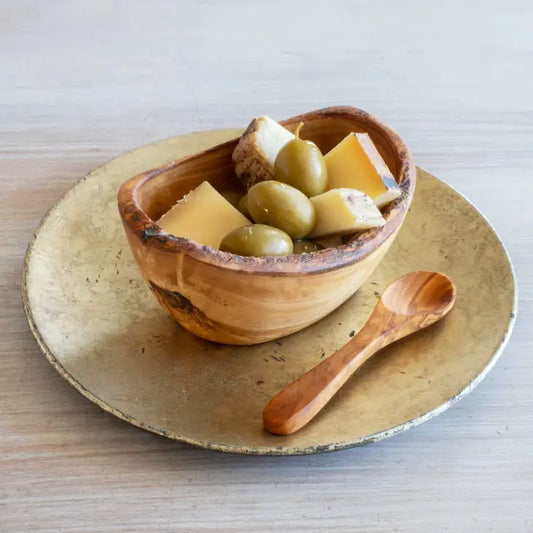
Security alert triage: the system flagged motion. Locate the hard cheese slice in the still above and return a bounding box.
[157,181,250,249]
[308,188,385,239]
[324,133,401,208]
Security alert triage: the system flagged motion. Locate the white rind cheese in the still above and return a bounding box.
[232,115,294,190]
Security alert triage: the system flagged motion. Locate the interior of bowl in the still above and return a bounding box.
[137,111,405,223]
[120,106,415,274]
[135,141,244,222]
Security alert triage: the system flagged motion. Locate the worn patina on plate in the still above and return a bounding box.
[22,129,517,455]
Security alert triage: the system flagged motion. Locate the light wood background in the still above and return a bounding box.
[1,1,532,531]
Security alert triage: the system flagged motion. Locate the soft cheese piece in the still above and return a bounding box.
[324,133,401,208]
[157,181,250,249]
[308,188,385,238]
[232,115,295,190]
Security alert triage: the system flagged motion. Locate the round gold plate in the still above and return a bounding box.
[22,129,517,455]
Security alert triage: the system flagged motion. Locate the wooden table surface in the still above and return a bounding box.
[1,1,532,531]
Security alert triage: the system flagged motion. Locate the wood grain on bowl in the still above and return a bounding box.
[117,106,416,345]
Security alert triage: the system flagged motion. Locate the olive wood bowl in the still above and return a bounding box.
[117,106,416,345]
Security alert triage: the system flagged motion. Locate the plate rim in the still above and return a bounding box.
[21,132,518,456]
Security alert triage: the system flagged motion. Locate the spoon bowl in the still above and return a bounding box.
[381,271,456,316]
[263,271,456,435]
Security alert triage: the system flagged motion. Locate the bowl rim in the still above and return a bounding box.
[117,106,416,276]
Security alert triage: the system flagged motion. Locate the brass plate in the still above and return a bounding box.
[22,129,517,455]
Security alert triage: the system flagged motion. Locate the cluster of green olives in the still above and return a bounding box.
[220,123,328,257]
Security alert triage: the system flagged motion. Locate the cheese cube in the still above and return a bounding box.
[232,115,295,189]
[324,133,401,208]
[157,181,250,249]
[308,188,386,239]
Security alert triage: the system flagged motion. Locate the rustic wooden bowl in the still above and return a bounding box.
[117,106,416,345]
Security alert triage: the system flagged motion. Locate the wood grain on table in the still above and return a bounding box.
[1,1,532,531]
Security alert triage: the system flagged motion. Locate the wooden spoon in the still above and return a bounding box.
[263,271,456,435]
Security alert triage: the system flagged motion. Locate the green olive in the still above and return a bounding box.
[292,239,322,254]
[220,190,243,208]
[247,181,316,239]
[274,122,328,197]
[237,194,251,218]
[220,224,293,257]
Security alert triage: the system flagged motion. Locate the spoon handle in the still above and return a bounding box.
[263,316,390,435]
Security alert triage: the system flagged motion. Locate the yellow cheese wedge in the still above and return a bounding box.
[308,188,386,239]
[324,133,401,208]
[157,181,250,249]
